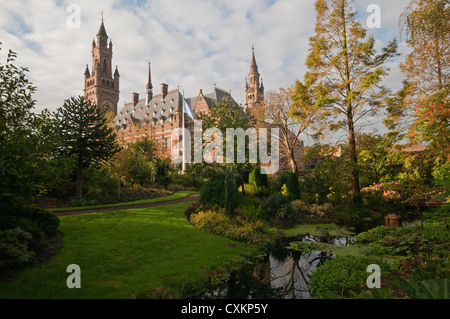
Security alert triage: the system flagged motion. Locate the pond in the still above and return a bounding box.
[201,229,356,299]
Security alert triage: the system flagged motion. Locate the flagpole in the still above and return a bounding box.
[182,91,186,174]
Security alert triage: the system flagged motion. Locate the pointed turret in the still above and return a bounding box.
[84,64,90,77]
[114,65,120,77]
[97,19,108,37]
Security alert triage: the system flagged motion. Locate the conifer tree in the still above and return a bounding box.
[305,0,398,203]
[55,96,120,200]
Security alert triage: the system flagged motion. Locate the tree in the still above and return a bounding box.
[224,165,238,217]
[254,83,319,173]
[196,99,255,194]
[305,0,398,204]
[55,96,121,200]
[387,0,449,132]
[409,89,449,158]
[400,0,449,96]
[0,43,58,211]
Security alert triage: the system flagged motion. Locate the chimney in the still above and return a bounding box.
[161,83,168,98]
[132,92,139,106]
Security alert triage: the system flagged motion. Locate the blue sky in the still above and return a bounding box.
[0,0,412,141]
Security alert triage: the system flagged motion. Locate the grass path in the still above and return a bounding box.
[0,201,251,299]
[48,190,198,214]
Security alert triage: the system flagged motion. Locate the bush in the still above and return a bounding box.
[285,172,301,201]
[199,172,226,206]
[224,166,239,216]
[249,167,269,189]
[189,210,268,244]
[309,255,396,298]
[0,227,33,273]
[83,166,118,200]
[18,206,60,236]
[291,200,334,223]
[184,202,213,222]
[261,193,296,227]
[170,173,202,189]
[70,198,101,207]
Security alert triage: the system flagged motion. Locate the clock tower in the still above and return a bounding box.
[83,18,120,115]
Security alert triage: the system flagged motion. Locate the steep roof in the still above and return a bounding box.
[114,89,182,130]
[249,48,259,74]
[97,21,108,37]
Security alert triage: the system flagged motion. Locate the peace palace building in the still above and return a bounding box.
[83,20,300,170]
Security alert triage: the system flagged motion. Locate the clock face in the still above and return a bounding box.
[101,100,113,114]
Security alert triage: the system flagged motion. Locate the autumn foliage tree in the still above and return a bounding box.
[386,0,449,131]
[304,0,398,203]
[409,89,449,157]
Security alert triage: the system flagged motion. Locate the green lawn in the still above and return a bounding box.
[0,201,251,299]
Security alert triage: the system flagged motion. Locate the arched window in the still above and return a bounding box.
[103,59,107,73]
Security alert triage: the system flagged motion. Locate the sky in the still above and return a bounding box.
[0,0,412,141]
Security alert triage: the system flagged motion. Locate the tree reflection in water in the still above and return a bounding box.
[200,235,354,299]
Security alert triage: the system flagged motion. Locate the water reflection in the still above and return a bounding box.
[201,234,354,299]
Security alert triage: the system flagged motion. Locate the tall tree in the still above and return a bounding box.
[400,0,449,96]
[55,96,121,200]
[387,0,449,132]
[305,0,398,203]
[0,44,58,211]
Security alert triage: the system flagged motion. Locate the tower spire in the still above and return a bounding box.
[146,61,153,104]
[245,46,263,114]
[250,45,258,74]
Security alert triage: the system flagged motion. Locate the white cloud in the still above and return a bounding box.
[0,0,410,116]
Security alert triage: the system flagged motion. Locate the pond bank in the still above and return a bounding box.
[199,223,358,299]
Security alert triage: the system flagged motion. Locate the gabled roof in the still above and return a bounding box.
[189,87,237,110]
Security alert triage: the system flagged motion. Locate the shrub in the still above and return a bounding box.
[70,198,101,207]
[189,210,268,244]
[224,166,239,216]
[291,200,334,223]
[199,172,226,206]
[18,206,60,236]
[170,173,202,189]
[248,167,269,189]
[261,193,296,227]
[285,172,301,201]
[309,255,396,298]
[0,227,33,273]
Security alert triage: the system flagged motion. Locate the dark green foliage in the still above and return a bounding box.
[355,222,449,259]
[0,44,60,212]
[285,171,301,201]
[0,227,33,273]
[184,202,203,221]
[393,277,449,299]
[224,166,239,217]
[249,167,269,189]
[0,206,60,260]
[82,166,118,200]
[309,256,396,298]
[261,193,296,227]
[55,96,121,199]
[199,172,226,206]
